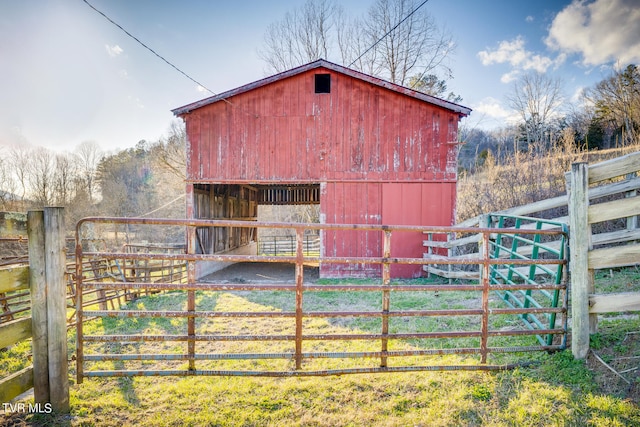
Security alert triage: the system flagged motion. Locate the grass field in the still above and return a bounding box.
[2,270,640,426]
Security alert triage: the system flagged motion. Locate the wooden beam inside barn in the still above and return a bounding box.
[257,184,320,205]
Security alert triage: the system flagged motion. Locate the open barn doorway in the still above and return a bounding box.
[189,183,321,279]
[255,184,321,259]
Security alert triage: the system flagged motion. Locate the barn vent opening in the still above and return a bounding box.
[314,74,331,93]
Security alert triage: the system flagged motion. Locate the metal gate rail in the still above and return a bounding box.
[487,214,568,346]
[75,217,567,382]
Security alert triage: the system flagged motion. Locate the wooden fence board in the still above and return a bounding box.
[590,292,640,314]
[0,317,32,349]
[591,176,640,198]
[423,233,480,249]
[588,244,640,270]
[568,162,592,359]
[457,195,569,227]
[0,366,33,403]
[589,151,640,184]
[592,228,640,247]
[424,266,479,280]
[28,209,49,403]
[43,207,69,412]
[0,266,29,294]
[588,196,640,224]
[458,176,640,230]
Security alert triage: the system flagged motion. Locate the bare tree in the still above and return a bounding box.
[154,121,186,179]
[28,147,56,207]
[53,153,78,206]
[0,153,17,210]
[75,141,103,203]
[337,15,379,76]
[259,0,343,73]
[96,143,156,218]
[586,64,640,147]
[9,146,31,210]
[565,102,597,149]
[148,122,188,218]
[506,71,564,152]
[259,0,455,88]
[363,0,455,85]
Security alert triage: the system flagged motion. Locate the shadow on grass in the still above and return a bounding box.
[234,277,549,365]
[0,412,73,427]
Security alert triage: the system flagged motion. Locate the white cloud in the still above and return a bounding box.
[525,15,534,23]
[500,70,520,84]
[118,69,129,79]
[478,36,554,75]
[196,85,207,93]
[473,97,518,124]
[105,44,123,58]
[478,37,525,66]
[546,0,640,66]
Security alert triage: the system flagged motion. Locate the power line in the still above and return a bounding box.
[81,0,216,95]
[348,0,431,69]
[140,194,185,217]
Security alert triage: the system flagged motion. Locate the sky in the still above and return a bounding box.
[1,0,639,154]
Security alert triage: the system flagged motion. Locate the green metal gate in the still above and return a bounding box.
[487,214,568,347]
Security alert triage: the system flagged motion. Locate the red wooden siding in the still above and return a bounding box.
[381,183,455,277]
[320,182,455,278]
[320,182,382,278]
[184,67,460,184]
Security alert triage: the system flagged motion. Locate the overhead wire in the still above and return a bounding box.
[81,0,244,112]
[348,0,431,69]
[139,194,185,217]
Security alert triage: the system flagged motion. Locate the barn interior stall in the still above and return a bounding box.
[173,59,471,279]
[191,184,258,255]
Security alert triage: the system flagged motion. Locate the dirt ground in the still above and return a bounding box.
[201,261,320,284]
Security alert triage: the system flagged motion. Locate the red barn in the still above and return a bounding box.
[172,59,471,278]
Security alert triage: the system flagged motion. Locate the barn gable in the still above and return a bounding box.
[172,59,469,117]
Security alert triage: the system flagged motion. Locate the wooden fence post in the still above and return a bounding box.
[27,210,49,404]
[568,163,595,359]
[44,207,69,412]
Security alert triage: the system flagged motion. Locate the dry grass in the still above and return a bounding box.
[456,141,640,223]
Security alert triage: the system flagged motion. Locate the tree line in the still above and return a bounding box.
[0,122,186,227]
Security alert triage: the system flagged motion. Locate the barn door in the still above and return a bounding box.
[382,183,455,278]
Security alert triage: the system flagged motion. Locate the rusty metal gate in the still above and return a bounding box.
[75,217,567,382]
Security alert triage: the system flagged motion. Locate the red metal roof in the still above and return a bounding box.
[171,59,471,117]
